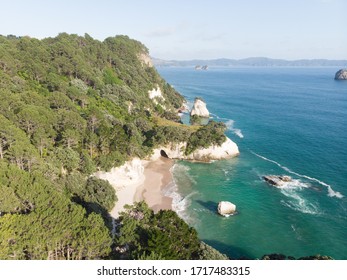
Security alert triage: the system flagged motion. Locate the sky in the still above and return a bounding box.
[1,0,346,60]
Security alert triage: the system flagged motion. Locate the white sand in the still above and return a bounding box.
[94,157,174,218]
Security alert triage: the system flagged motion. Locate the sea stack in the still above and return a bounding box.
[190,98,210,118]
[334,69,347,80]
[218,201,237,216]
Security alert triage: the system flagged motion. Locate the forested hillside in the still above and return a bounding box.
[0,33,229,260]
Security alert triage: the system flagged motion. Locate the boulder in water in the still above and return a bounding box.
[218,201,236,216]
[190,98,210,118]
[263,175,292,187]
[335,69,347,80]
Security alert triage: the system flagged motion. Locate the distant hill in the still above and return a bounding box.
[153,57,347,67]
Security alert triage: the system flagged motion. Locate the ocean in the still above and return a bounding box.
[158,67,347,259]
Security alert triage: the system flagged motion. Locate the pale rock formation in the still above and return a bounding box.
[94,158,145,188]
[218,201,237,216]
[148,86,166,108]
[93,158,147,218]
[138,52,153,67]
[150,137,239,162]
[335,69,347,80]
[190,98,209,117]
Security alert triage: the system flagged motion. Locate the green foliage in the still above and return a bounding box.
[185,120,227,155]
[0,33,231,260]
[116,202,201,260]
[198,242,229,260]
[81,177,117,212]
[190,114,203,125]
[0,162,112,259]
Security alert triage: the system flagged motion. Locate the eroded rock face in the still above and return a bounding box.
[190,98,209,118]
[151,137,239,162]
[335,69,347,80]
[218,201,236,216]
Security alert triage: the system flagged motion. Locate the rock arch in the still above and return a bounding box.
[160,149,169,158]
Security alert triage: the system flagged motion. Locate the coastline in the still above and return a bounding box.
[94,157,175,218]
[135,157,174,213]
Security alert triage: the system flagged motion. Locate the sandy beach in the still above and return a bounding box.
[135,157,174,213]
[94,156,174,218]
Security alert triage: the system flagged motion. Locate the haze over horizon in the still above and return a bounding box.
[1,0,346,60]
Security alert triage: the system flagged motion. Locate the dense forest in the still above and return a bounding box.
[0,33,229,260]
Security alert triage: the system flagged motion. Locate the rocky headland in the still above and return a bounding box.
[152,137,239,162]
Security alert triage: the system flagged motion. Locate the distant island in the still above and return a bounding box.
[153,57,347,67]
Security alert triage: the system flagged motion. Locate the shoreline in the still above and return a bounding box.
[94,157,175,218]
[135,157,174,213]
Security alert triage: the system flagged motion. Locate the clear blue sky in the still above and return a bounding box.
[1,0,346,60]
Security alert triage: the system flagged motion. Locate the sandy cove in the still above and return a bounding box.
[134,157,173,213]
[94,157,174,218]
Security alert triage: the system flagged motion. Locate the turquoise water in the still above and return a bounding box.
[158,67,347,259]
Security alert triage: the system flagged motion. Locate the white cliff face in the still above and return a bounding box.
[148,86,166,108]
[94,158,144,187]
[138,52,153,67]
[151,137,239,162]
[190,99,209,118]
[187,137,239,161]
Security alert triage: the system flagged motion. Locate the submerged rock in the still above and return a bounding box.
[218,201,236,216]
[263,175,292,187]
[335,69,347,80]
[190,98,209,118]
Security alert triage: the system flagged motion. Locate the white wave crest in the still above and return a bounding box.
[280,194,321,215]
[225,120,244,138]
[252,151,344,199]
[167,164,197,222]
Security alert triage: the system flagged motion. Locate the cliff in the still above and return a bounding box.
[190,98,210,118]
[335,69,347,80]
[151,137,239,162]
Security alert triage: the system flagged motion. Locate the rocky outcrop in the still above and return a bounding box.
[218,201,236,216]
[335,69,347,80]
[151,137,239,162]
[190,98,209,118]
[263,175,292,187]
[138,52,153,67]
[148,86,164,100]
[148,86,166,108]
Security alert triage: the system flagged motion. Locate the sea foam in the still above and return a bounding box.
[167,164,197,223]
[225,120,244,138]
[210,113,244,138]
[252,151,344,199]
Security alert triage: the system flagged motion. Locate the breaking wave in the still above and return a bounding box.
[225,120,244,138]
[252,151,344,199]
[167,164,197,223]
[209,113,244,138]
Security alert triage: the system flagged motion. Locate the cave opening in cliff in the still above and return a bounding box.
[160,150,169,158]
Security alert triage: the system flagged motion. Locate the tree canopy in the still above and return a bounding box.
[0,33,229,260]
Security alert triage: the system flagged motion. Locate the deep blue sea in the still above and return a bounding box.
[158,67,347,259]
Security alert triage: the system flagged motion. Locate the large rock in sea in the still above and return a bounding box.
[190,98,210,118]
[335,69,347,80]
[218,201,236,216]
[263,175,292,187]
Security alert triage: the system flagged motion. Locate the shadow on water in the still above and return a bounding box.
[196,200,219,214]
[203,239,253,260]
